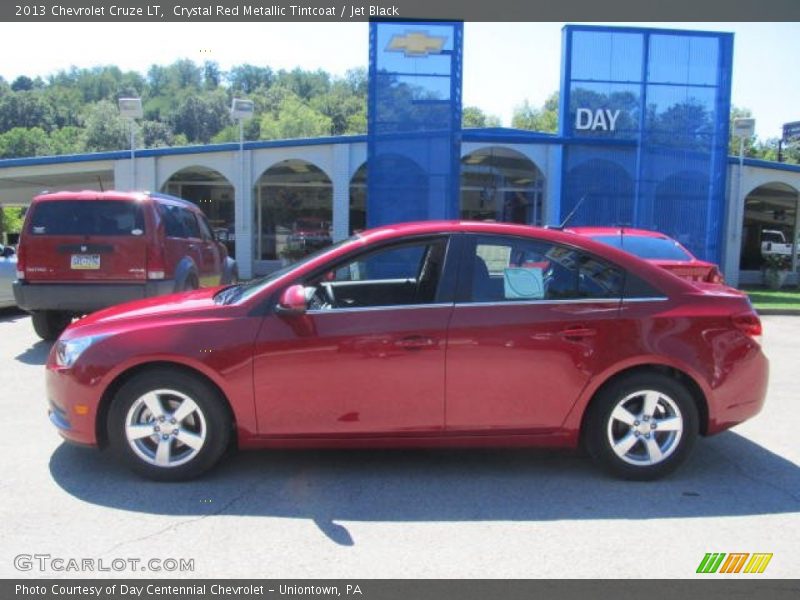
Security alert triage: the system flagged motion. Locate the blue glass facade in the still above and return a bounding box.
[367,21,463,228]
[558,26,734,262]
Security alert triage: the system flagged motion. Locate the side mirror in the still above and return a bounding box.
[276,284,308,315]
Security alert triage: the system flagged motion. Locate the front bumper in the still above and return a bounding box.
[14,280,175,313]
[46,363,103,446]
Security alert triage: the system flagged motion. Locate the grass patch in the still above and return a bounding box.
[741,286,800,310]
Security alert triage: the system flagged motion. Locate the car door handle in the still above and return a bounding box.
[559,326,597,341]
[395,336,436,349]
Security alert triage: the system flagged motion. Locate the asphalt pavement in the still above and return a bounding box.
[0,308,797,578]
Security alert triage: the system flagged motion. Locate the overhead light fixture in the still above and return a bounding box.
[118,97,143,119]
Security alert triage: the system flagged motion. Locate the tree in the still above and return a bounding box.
[11,76,34,92]
[168,89,231,144]
[259,92,332,140]
[82,100,128,151]
[512,92,559,132]
[0,126,50,158]
[228,64,273,94]
[48,126,85,155]
[462,106,501,128]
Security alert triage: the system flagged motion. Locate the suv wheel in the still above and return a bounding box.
[108,369,231,481]
[583,372,699,480]
[31,311,72,341]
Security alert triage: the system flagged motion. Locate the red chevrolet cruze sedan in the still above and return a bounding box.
[45,221,768,481]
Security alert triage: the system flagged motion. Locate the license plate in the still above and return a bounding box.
[70,254,101,270]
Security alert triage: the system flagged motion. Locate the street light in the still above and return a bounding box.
[230,98,255,235]
[118,97,143,190]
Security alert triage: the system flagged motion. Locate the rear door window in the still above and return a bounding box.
[29,201,144,236]
[159,204,202,239]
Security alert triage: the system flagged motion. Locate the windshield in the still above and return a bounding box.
[591,234,692,261]
[216,236,359,304]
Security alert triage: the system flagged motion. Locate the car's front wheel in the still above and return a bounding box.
[584,372,699,480]
[108,369,231,481]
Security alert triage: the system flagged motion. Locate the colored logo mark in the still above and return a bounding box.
[696,553,773,574]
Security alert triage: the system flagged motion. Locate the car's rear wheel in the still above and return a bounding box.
[108,369,231,481]
[31,310,72,341]
[584,372,699,480]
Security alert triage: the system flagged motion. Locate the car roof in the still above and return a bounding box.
[565,226,670,239]
[32,190,197,210]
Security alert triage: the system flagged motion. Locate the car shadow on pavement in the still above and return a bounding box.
[49,430,800,546]
[15,340,52,365]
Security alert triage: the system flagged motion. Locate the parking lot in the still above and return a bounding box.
[0,308,797,579]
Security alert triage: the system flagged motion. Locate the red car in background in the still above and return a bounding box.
[13,191,238,340]
[44,221,767,482]
[566,226,725,285]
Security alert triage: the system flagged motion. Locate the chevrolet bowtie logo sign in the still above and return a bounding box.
[386,31,447,57]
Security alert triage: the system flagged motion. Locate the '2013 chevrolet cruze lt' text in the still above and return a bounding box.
[45,221,768,481]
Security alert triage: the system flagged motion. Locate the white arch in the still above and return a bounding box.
[155,155,237,192]
[251,147,334,185]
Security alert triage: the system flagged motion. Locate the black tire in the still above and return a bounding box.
[583,371,699,481]
[107,368,231,481]
[31,310,72,341]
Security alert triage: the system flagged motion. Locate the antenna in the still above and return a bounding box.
[97,176,104,192]
[557,194,588,229]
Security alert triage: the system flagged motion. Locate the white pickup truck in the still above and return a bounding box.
[761,230,793,257]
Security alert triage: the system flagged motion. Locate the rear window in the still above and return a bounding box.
[28,200,145,237]
[590,235,691,261]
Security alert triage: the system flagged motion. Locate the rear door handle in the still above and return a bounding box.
[559,326,597,341]
[395,336,436,349]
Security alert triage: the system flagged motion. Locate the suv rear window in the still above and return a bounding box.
[29,200,145,236]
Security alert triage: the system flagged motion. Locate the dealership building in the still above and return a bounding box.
[0,24,798,286]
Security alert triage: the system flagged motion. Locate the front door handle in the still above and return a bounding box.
[559,326,597,341]
[395,336,436,349]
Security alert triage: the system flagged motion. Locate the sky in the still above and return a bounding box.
[0,21,797,139]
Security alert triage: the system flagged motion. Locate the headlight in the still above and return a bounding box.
[54,336,106,368]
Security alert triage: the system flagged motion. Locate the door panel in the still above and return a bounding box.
[445,233,623,432]
[446,300,620,431]
[253,306,452,435]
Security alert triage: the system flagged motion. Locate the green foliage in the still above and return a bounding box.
[0,60,371,159]
[0,126,50,158]
[512,92,559,132]
[259,92,332,140]
[0,205,25,234]
[82,100,128,152]
[463,106,501,128]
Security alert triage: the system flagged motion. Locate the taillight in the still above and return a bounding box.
[146,235,166,280]
[15,241,25,280]
[731,311,762,344]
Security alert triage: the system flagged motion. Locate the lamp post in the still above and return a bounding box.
[230,98,255,238]
[118,97,143,190]
[731,117,755,287]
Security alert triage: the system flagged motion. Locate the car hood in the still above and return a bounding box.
[62,286,227,338]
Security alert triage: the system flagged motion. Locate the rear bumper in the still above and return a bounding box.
[13,280,175,313]
[706,349,769,435]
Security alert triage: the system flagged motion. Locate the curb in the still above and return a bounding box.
[755,308,800,316]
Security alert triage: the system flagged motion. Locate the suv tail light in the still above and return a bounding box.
[146,233,166,280]
[731,311,762,344]
[15,241,25,280]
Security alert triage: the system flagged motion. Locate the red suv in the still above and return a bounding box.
[14,191,237,340]
[44,221,767,482]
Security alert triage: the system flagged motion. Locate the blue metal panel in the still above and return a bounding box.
[367,20,463,228]
[559,25,734,263]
